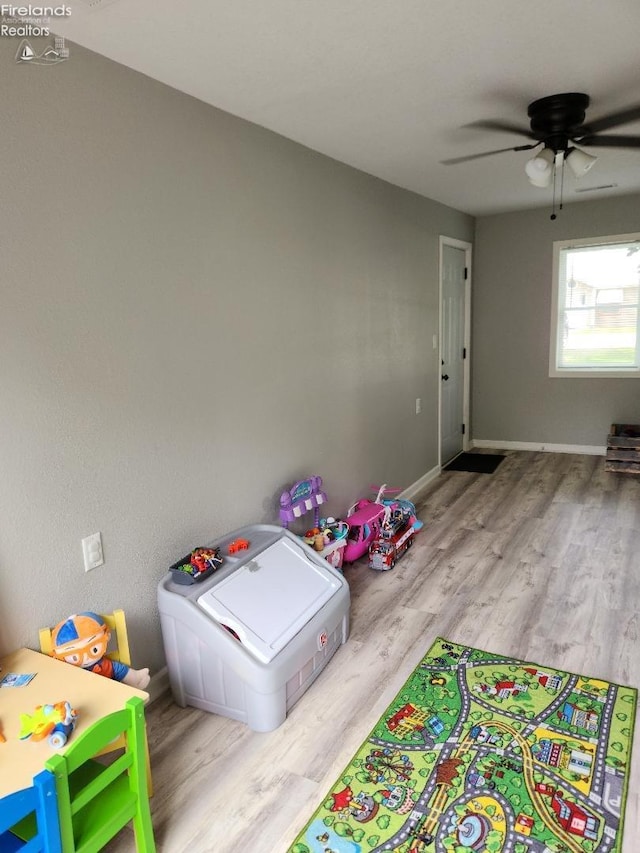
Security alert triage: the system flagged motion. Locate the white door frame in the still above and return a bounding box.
[438,236,473,467]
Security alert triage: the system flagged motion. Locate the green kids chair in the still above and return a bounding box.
[45,696,155,853]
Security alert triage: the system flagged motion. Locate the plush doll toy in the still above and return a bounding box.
[51,611,150,690]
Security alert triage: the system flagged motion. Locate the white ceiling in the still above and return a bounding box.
[55,0,640,216]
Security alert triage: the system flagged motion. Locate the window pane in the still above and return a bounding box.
[557,242,640,370]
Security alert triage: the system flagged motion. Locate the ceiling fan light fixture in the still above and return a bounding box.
[527,170,553,188]
[566,147,598,178]
[525,148,554,187]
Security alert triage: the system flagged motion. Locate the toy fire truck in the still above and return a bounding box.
[368,508,415,571]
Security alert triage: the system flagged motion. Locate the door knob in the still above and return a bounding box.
[441,374,449,381]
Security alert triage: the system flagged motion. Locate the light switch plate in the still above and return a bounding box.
[82,532,104,572]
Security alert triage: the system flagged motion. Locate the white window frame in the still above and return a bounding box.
[549,232,640,378]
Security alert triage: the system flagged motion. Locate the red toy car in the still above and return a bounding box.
[369,517,415,570]
[228,538,250,554]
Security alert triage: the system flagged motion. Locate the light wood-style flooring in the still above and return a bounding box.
[109,450,640,851]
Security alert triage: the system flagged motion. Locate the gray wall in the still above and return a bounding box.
[473,196,640,447]
[0,39,473,670]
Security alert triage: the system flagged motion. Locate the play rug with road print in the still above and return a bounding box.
[288,637,636,853]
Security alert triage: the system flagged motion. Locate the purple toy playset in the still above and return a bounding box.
[279,476,327,529]
[280,477,348,569]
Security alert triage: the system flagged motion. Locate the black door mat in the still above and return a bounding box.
[444,452,505,474]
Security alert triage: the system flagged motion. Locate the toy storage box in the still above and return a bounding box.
[158,524,350,732]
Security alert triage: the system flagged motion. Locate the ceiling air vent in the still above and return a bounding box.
[574,184,618,194]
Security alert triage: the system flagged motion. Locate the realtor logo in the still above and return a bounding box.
[16,35,69,64]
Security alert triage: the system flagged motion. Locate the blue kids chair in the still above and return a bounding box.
[0,769,61,853]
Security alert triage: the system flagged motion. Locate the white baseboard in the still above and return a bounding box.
[471,439,606,456]
[399,464,441,501]
[148,666,171,704]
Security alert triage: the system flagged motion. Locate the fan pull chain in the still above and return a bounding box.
[550,152,565,220]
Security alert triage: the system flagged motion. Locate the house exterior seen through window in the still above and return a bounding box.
[550,233,640,377]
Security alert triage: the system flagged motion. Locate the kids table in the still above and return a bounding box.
[0,647,149,800]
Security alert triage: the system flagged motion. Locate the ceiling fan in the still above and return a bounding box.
[441,92,640,180]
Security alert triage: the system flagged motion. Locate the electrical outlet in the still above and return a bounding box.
[82,532,104,572]
[415,397,422,414]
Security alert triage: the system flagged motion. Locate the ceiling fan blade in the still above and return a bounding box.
[440,143,538,165]
[580,105,640,134]
[577,134,640,149]
[466,119,537,139]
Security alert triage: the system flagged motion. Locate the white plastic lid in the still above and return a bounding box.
[197,537,341,663]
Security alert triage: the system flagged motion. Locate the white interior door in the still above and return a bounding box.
[440,241,470,465]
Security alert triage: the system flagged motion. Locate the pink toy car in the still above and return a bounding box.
[343,486,390,563]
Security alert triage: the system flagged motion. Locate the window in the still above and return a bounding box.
[550,233,640,377]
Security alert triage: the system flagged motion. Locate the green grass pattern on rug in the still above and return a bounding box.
[288,637,636,853]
